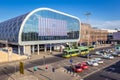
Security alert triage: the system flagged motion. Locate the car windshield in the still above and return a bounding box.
[107,54,111,56]
[92,61,97,63]
[75,65,81,68]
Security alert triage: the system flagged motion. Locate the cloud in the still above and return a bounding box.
[90,20,120,29]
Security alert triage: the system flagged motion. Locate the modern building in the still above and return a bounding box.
[0,8,80,55]
[101,29,117,44]
[112,31,120,44]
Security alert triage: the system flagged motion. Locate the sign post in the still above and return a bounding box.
[52,67,55,80]
[20,61,24,74]
[69,58,73,65]
[43,56,46,66]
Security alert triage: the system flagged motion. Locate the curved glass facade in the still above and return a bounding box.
[0,8,80,45]
[22,10,80,41]
[0,13,28,43]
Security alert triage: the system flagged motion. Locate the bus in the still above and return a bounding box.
[62,49,79,58]
[88,46,94,51]
[78,46,89,57]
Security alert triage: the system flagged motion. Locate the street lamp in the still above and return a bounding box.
[84,12,91,46]
[84,12,91,24]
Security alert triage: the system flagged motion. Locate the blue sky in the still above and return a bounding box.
[0,0,120,29]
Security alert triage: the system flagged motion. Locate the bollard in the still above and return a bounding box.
[64,70,67,72]
[34,66,38,71]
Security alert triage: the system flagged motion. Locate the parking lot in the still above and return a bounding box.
[50,48,120,79]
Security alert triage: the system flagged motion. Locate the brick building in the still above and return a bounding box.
[80,23,108,46]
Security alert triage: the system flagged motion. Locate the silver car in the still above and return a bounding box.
[87,59,99,66]
[95,51,104,55]
[92,58,104,64]
[101,54,114,59]
[112,51,120,56]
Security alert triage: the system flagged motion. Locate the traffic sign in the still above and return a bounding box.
[20,61,24,74]
[69,59,73,63]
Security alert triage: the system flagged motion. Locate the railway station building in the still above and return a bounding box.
[0,8,80,55]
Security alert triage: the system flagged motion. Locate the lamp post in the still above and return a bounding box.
[84,12,91,46]
[6,40,10,62]
[84,12,91,24]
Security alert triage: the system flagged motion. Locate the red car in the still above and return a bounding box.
[72,65,83,73]
[78,62,88,69]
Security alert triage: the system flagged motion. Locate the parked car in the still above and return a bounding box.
[95,51,104,55]
[92,58,104,64]
[86,60,99,66]
[101,54,114,59]
[78,62,88,69]
[71,65,83,73]
[111,51,120,57]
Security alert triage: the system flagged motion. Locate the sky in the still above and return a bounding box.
[0,0,120,29]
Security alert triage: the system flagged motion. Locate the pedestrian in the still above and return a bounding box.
[52,67,55,72]
[45,64,48,70]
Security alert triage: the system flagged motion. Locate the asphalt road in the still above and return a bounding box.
[84,60,120,80]
[0,46,114,80]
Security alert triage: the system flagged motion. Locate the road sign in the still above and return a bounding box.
[20,61,24,74]
[69,59,73,63]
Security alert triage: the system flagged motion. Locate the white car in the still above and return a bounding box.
[87,60,99,66]
[95,51,104,55]
[112,51,120,56]
[93,58,104,64]
[101,54,114,59]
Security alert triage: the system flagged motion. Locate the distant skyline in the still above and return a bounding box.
[0,0,120,29]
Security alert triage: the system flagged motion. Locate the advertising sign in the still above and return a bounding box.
[38,17,67,36]
[113,32,120,40]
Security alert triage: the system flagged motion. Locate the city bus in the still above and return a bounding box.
[62,49,80,58]
[78,46,89,57]
[88,46,94,51]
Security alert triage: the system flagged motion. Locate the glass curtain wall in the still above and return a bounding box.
[22,10,80,41]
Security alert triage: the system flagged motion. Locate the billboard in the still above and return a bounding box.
[38,17,67,36]
[113,32,120,40]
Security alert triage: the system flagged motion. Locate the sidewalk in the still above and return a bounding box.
[9,65,82,80]
[0,51,27,63]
